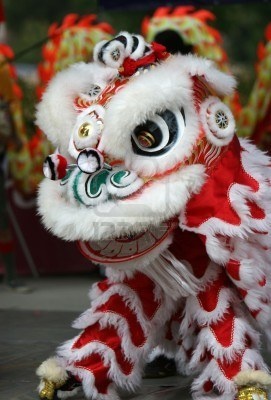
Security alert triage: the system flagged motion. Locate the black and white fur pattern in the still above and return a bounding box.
[93,31,151,69]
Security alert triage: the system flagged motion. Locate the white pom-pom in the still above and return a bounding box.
[77,148,104,174]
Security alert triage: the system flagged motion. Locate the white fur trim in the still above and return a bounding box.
[73,280,160,331]
[63,341,143,392]
[130,34,149,60]
[36,357,68,382]
[191,358,237,399]
[93,40,108,62]
[117,31,134,57]
[98,40,126,69]
[57,387,81,398]
[144,250,200,300]
[234,370,271,387]
[180,139,271,269]
[38,164,205,242]
[68,367,119,400]
[185,287,234,326]
[36,62,117,157]
[191,316,260,363]
[180,54,236,96]
[191,347,269,399]
[68,105,105,159]
[56,274,176,397]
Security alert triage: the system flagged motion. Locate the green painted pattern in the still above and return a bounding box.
[72,169,110,205]
[110,170,129,187]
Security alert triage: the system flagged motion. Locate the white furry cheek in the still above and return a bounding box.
[98,131,130,161]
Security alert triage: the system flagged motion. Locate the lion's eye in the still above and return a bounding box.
[131,108,185,157]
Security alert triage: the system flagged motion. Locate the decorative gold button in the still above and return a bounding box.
[78,122,93,138]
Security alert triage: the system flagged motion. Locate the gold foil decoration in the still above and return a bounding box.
[78,122,93,138]
[237,385,268,400]
[39,378,66,400]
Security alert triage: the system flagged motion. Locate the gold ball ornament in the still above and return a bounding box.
[39,378,66,400]
[237,385,268,400]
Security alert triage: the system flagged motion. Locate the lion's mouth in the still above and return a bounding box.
[77,218,177,264]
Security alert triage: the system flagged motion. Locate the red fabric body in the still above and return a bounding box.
[184,136,263,228]
[70,271,162,395]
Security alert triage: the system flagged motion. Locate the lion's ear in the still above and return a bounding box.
[199,96,236,147]
[181,54,237,97]
[179,54,237,147]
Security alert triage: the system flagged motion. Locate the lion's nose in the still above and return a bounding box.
[77,148,104,174]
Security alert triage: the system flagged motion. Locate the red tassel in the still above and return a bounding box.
[120,43,169,77]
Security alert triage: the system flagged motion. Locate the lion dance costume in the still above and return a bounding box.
[36,32,271,400]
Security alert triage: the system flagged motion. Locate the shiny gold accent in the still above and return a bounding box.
[237,385,268,400]
[78,122,93,138]
[215,109,229,129]
[39,379,66,400]
[137,131,155,148]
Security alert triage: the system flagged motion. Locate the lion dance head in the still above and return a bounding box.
[36,32,271,400]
